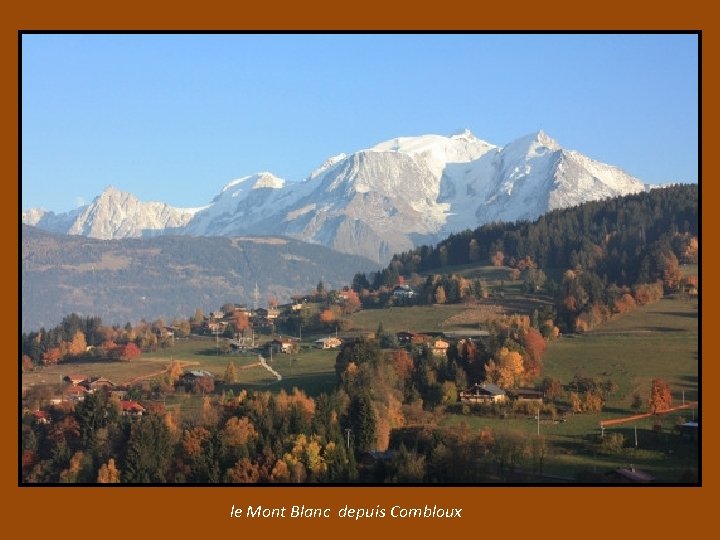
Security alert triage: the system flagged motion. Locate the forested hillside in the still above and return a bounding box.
[379,184,698,331]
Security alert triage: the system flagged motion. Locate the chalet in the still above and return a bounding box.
[120,400,145,417]
[291,302,304,312]
[459,382,507,404]
[314,336,342,349]
[255,307,279,321]
[83,377,116,392]
[431,339,450,357]
[392,284,416,299]
[181,370,214,384]
[271,337,299,354]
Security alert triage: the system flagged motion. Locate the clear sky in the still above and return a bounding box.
[21,33,699,213]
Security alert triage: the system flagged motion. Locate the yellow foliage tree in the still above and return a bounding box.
[496,347,525,389]
[67,330,87,356]
[97,458,121,483]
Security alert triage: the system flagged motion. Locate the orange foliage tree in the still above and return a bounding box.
[233,311,249,336]
[649,378,673,414]
[319,308,336,325]
[42,347,62,366]
[390,349,414,383]
[521,328,546,379]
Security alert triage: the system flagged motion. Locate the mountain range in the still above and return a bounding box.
[23,130,647,262]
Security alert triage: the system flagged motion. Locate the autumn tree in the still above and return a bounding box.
[492,250,505,267]
[117,342,141,362]
[165,360,183,385]
[319,308,336,326]
[97,458,121,483]
[224,362,238,384]
[221,416,257,447]
[521,328,546,379]
[434,285,447,304]
[492,347,525,389]
[22,355,33,372]
[67,330,87,356]
[649,378,673,414]
[233,311,249,337]
[226,458,261,483]
[661,252,683,291]
[42,347,62,366]
[390,349,414,383]
[182,427,211,459]
[541,377,563,402]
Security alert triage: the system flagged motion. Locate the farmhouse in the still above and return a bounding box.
[314,336,342,349]
[181,370,214,384]
[459,382,507,404]
[83,377,116,392]
[271,337,299,354]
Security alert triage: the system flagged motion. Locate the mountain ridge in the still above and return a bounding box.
[23,130,648,262]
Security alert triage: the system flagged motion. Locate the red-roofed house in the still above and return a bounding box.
[120,400,145,417]
[33,410,50,425]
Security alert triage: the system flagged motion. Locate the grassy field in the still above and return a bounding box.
[349,304,469,334]
[442,295,699,482]
[543,296,699,411]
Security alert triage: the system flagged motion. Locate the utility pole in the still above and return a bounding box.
[634,424,638,448]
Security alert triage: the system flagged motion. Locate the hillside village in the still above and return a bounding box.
[20,186,699,484]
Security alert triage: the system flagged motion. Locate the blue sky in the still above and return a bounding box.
[22,33,699,213]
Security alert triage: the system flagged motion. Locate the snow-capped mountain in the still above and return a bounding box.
[22,130,647,262]
[25,186,202,240]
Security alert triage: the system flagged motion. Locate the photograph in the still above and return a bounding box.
[20,32,699,487]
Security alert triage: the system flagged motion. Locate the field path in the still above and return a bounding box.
[600,402,697,428]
